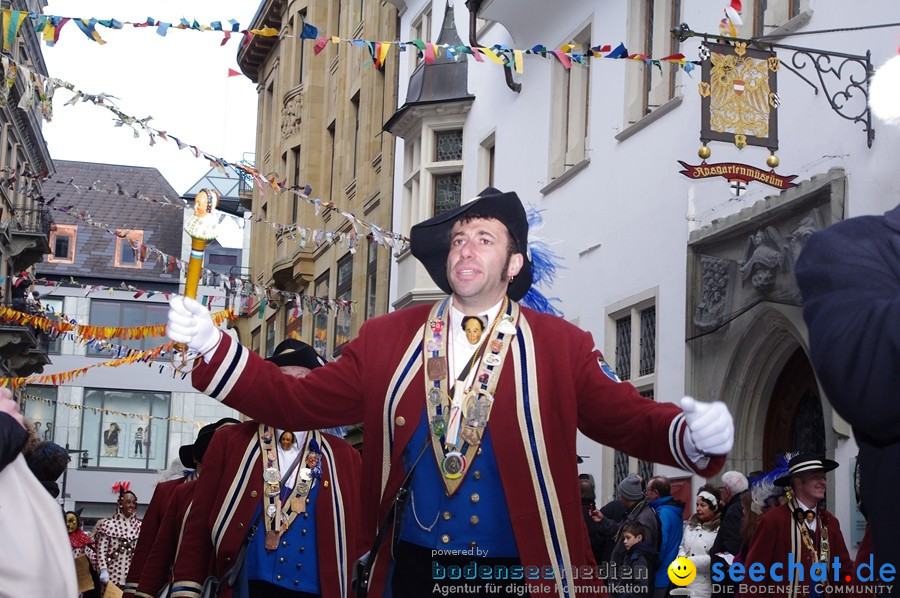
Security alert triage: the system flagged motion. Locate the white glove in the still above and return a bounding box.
[681,396,734,456]
[167,296,222,360]
[99,569,109,585]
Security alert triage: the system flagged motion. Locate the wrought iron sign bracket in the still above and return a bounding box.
[673,23,874,148]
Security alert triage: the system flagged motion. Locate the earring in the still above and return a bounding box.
[508,275,515,284]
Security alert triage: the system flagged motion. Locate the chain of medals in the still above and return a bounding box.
[424,297,519,496]
[258,424,317,551]
[790,498,830,564]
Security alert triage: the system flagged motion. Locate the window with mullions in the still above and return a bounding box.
[625,0,682,125]
[48,224,77,264]
[313,271,330,357]
[334,254,353,352]
[87,300,169,356]
[752,0,809,37]
[266,314,277,358]
[365,237,378,320]
[549,25,591,178]
[433,129,463,216]
[80,388,169,471]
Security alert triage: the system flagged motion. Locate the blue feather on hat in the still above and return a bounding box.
[750,452,793,514]
[519,207,564,317]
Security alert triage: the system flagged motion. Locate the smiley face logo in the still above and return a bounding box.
[668,556,696,586]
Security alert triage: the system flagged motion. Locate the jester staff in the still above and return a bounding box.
[174,188,220,370]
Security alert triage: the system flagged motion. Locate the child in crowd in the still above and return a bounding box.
[613,521,659,598]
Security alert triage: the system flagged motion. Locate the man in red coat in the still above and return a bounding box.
[133,417,238,598]
[168,340,362,598]
[122,448,195,597]
[742,453,853,598]
[167,187,734,597]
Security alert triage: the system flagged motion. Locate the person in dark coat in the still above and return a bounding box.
[580,473,607,564]
[795,202,900,575]
[611,521,659,598]
[709,471,748,598]
[610,474,661,572]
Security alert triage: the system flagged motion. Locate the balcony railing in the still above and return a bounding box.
[11,206,52,237]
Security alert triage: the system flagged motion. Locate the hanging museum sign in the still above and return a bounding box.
[678,161,798,196]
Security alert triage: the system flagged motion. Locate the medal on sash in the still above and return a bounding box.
[264,530,281,551]
[257,426,323,551]
[423,298,518,495]
[442,451,466,479]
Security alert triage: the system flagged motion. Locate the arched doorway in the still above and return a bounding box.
[762,347,825,469]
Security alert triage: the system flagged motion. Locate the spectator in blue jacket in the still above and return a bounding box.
[646,476,685,598]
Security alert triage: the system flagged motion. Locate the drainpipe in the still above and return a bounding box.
[465,0,521,93]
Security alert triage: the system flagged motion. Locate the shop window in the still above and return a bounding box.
[23,385,57,442]
[80,389,170,471]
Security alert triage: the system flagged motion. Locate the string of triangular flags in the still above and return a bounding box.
[42,174,376,259]
[21,392,209,427]
[40,202,355,317]
[0,340,175,388]
[2,8,697,75]
[0,52,410,252]
[0,304,233,342]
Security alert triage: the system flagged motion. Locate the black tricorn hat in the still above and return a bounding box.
[409,187,533,301]
[774,452,839,487]
[179,417,240,469]
[266,338,327,369]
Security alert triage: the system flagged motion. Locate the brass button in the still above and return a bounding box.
[276,575,282,581]
[470,515,479,525]
[473,471,481,480]
[237,523,244,529]
[282,541,288,547]
[302,529,307,535]
[250,490,258,497]
[225,557,231,564]
[441,534,450,544]
[443,512,451,521]
[470,493,480,503]
[279,557,285,563]
[294,580,299,586]
[303,513,309,519]
[323,480,329,488]
[395,416,406,426]
[297,563,302,569]
[477,447,482,455]
[470,541,478,548]
[300,547,305,553]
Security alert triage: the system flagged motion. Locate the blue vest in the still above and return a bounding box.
[246,480,321,594]
[398,408,518,557]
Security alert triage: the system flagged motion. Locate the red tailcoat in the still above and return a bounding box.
[134,479,196,598]
[124,475,189,596]
[191,303,725,597]
[170,422,361,598]
[743,503,852,597]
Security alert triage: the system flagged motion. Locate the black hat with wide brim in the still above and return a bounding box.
[410,187,533,301]
[774,452,839,487]
[179,417,241,469]
[266,338,327,369]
